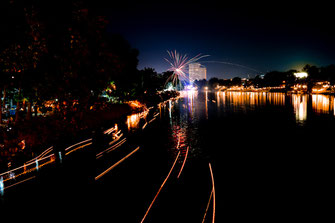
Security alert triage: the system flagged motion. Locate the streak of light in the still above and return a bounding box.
[64,138,92,151]
[142,122,148,130]
[201,60,263,74]
[3,176,36,190]
[201,190,213,223]
[95,146,140,181]
[104,125,118,135]
[96,138,127,159]
[177,146,189,179]
[148,117,156,124]
[25,146,53,165]
[65,142,92,156]
[0,177,3,196]
[209,163,216,223]
[0,153,54,180]
[140,151,181,223]
[108,133,123,145]
[205,90,208,119]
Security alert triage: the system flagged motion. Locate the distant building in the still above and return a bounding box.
[188,63,207,83]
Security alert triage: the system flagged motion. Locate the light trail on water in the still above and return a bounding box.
[202,190,213,223]
[209,163,216,223]
[177,146,189,179]
[140,151,181,223]
[95,146,140,181]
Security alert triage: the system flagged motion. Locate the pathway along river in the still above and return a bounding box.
[2,91,334,222]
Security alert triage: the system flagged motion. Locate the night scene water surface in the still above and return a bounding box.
[2,91,333,222]
[133,91,334,222]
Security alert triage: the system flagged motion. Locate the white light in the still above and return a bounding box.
[294,72,308,78]
[0,176,4,196]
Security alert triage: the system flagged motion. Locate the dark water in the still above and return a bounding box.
[156,91,334,222]
[2,91,334,222]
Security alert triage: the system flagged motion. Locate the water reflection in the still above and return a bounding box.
[168,91,335,128]
[292,94,307,123]
[312,94,335,115]
[126,110,148,131]
[159,91,335,169]
[221,92,286,108]
[205,90,208,119]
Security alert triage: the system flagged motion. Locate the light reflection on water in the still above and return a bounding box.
[179,91,334,123]
[292,94,308,123]
[159,91,335,154]
[154,91,334,221]
[312,94,335,115]
[126,110,149,131]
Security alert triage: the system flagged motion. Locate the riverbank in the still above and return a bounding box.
[0,90,179,172]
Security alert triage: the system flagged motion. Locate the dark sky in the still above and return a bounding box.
[103,1,335,79]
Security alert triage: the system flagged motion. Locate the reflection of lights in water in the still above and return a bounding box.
[187,90,197,115]
[292,94,307,122]
[223,92,285,108]
[312,94,335,115]
[127,110,148,130]
[127,113,139,129]
[169,100,172,119]
[205,90,208,119]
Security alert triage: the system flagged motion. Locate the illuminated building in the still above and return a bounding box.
[188,63,207,83]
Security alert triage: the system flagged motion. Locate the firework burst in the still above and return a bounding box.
[164,50,209,87]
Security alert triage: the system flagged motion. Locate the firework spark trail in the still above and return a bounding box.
[164,50,209,86]
[201,60,264,74]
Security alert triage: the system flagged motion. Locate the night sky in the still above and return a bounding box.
[103,1,335,79]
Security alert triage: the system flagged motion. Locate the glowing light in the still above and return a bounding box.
[35,159,39,171]
[0,176,4,196]
[140,151,181,223]
[127,110,149,130]
[58,152,62,163]
[209,163,216,223]
[177,146,189,178]
[292,94,307,123]
[202,190,213,223]
[294,72,308,78]
[128,100,145,109]
[95,146,140,180]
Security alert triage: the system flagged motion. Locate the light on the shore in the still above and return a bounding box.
[294,72,308,78]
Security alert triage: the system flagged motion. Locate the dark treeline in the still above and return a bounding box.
[0,0,173,164]
[0,0,171,124]
[196,64,335,91]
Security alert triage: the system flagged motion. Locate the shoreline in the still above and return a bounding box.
[0,91,179,172]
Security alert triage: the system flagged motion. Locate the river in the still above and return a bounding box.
[2,91,333,222]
